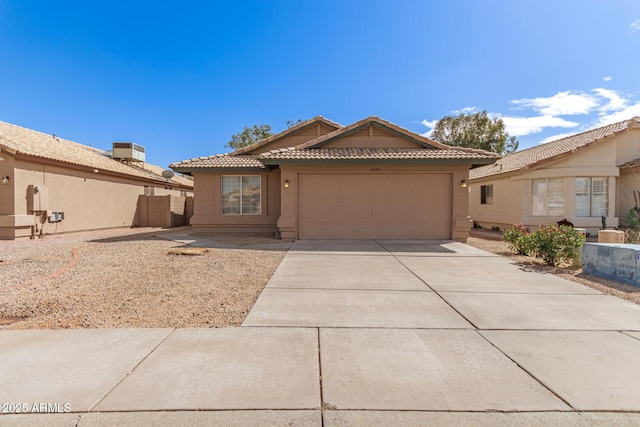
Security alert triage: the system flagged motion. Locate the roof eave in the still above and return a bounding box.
[15,152,193,188]
[171,166,268,173]
[260,158,498,166]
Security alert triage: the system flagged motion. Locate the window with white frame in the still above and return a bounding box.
[576,177,608,217]
[221,175,261,215]
[532,178,564,216]
[480,184,493,204]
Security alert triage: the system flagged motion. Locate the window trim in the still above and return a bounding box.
[531,178,564,216]
[221,175,262,216]
[480,184,493,205]
[576,177,608,217]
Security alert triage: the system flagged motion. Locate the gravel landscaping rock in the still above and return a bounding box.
[0,227,286,329]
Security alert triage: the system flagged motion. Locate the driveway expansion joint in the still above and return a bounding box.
[88,328,177,412]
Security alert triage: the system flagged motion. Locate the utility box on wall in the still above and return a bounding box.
[48,212,64,222]
[27,185,49,212]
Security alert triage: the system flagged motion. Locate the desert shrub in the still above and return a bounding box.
[503,224,532,255]
[528,224,585,266]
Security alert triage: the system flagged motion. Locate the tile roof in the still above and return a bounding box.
[170,154,265,169]
[470,117,640,180]
[171,116,500,171]
[620,158,640,170]
[0,120,193,188]
[259,147,499,161]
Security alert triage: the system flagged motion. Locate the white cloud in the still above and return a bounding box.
[594,102,640,126]
[452,106,478,114]
[631,19,640,32]
[593,88,628,113]
[500,115,579,137]
[420,119,437,129]
[603,76,612,82]
[420,87,639,144]
[510,91,598,116]
[420,119,437,137]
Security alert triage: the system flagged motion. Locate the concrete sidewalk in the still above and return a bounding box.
[1,239,640,425]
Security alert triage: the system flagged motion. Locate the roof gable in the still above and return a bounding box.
[294,116,450,151]
[230,116,342,155]
[470,116,640,180]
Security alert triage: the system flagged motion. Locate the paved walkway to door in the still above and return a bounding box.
[1,239,640,425]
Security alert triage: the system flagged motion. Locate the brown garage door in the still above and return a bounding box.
[297,173,452,239]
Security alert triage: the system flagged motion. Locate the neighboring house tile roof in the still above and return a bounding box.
[470,117,640,180]
[259,147,499,161]
[620,158,640,170]
[0,120,193,188]
[170,154,265,169]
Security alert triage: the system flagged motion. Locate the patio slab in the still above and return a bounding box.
[0,329,171,412]
[441,293,640,330]
[398,256,600,294]
[324,411,640,426]
[266,253,429,290]
[243,289,472,328]
[319,329,569,411]
[481,330,640,410]
[94,328,320,411]
[378,240,499,257]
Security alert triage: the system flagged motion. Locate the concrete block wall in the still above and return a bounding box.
[137,195,193,228]
[582,243,640,286]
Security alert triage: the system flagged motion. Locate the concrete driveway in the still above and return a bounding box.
[2,239,640,425]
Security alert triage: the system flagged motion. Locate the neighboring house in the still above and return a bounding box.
[0,121,194,240]
[469,117,640,235]
[170,116,498,241]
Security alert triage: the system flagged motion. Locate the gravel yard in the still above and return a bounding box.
[1,228,638,330]
[0,227,286,329]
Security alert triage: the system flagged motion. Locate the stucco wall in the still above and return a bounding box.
[137,195,191,227]
[321,125,417,148]
[619,171,640,225]
[1,157,191,239]
[249,123,337,153]
[189,169,281,235]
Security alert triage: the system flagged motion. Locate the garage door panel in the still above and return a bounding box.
[298,173,451,240]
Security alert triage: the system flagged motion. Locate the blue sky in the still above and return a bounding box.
[1,0,639,168]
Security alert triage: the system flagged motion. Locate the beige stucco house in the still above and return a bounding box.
[170,116,499,241]
[0,121,194,239]
[469,117,640,235]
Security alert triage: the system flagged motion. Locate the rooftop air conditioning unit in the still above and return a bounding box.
[112,142,145,162]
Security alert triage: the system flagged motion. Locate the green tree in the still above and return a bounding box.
[431,110,519,155]
[226,124,274,150]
